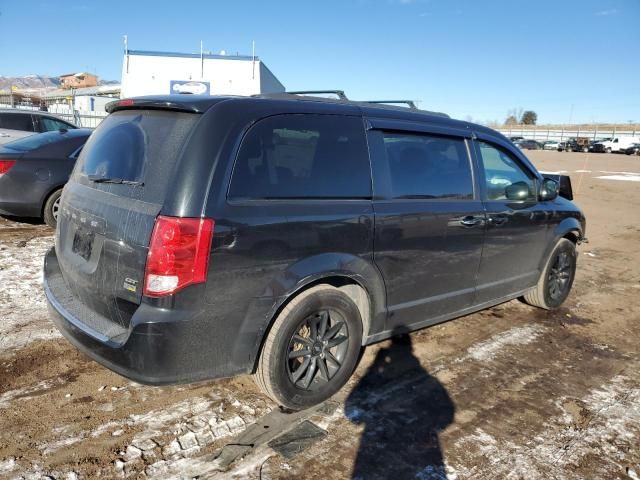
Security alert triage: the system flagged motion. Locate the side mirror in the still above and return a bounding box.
[539,178,559,201]
[505,181,531,201]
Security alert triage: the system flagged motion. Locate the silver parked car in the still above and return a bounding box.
[0,109,77,145]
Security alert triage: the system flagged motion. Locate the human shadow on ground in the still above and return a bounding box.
[345,328,455,480]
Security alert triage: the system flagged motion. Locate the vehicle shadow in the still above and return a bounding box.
[0,214,44,226]
[345,328,455,480]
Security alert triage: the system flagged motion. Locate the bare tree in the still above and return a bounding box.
[521,111,538,125]
[505,115,518,126]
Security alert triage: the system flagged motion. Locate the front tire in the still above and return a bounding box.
[523,238,577,310]
[254,285,363,410]
[43,189,62,228]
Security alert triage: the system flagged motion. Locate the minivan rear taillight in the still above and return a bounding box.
[143,216,214,297]
[0,160,16,176]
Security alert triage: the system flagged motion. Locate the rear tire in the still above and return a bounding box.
[523,238,577,310]
[43,189,62,228]
[254,284,363,410]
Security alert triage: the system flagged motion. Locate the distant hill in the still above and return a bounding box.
[0,75,119,93]
[0,75,60,91]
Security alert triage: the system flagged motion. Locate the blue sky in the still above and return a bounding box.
[1,0,638,124]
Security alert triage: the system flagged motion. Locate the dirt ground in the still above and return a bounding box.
[1,150,638,480]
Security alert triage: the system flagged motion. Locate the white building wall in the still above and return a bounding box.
[73,96,113,113]
[259,63,285,94]
[121,52,284,98]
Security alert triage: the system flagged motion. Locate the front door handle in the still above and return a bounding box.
[460,216,483,227]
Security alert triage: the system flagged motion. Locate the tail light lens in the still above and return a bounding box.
[143,216,214,297]
[0,160,16,176]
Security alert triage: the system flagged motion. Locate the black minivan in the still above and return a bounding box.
[44,94,586,410]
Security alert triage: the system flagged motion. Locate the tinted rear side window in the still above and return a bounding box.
[0,113,34,132]
[229,114,371,199]
[73,110,199,203]
[382,132,473,199]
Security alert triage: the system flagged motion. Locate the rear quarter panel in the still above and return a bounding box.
[174,100,386,374]
[0,155,73,217]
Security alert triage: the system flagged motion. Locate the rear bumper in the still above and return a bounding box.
[0,175,46,218]
[0,201,41,218]
[44,247,249,385]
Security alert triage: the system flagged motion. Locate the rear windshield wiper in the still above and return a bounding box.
[87,175,144,186]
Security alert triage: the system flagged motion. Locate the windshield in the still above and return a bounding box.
[2,131,69,152]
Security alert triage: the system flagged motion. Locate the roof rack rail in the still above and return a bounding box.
[286,90,349,100]
[363,100,418,110]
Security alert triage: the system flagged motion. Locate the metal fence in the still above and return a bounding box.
[0,93,110,128]
[3,92,638,141]
[497,126,639,142]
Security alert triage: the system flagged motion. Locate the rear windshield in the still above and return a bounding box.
[3,131,69,152]
[72,110,199,203]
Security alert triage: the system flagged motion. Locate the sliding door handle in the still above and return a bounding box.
[460,216,483,227]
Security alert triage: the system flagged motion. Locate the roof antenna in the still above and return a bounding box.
[123,34,129,74]
[200,40,204,79]
[252,40,256,80]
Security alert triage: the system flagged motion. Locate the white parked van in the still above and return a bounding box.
[593,136,640,153]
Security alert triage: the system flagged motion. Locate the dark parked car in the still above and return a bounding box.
[513,139,540,150]
[0,129,92,227]
[623,143,640,155]
[562,137,591,153]
[0,108,78,145]
[44,94,586,410]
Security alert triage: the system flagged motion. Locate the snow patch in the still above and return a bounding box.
[415,464,458,480]
[597,170,640,175]
[0,234,60,350]
[462,325,546,362]
[42,435,87,455]
[453,372,640,478]
[595,174,640,182]
[0,457,16,474]
[0,379,61,409]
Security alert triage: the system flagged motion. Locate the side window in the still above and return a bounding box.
[69,145,84,159]
[229,115,371,199]
[40,117,72,132]
[477,141,535,201]
[381,132,473,199]
[0,113,35,132]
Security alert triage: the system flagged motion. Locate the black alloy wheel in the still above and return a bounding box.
[254,284,363,410]
[548,251,573,301]
[287,310,349,391]
[522,238,577,310]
